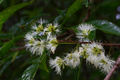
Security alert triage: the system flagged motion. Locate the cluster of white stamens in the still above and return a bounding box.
[25,19,60,55]
[82,43,115,73]
[76,24,95,41]
[49,51,81,74]
[25,21,115,75]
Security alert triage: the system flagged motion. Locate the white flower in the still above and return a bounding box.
[49,57,64,75]
[25,33,35,41]
[32,24,37,30]
[86,55,100,68]
[47,36,58,53]
[82,42,104,68]
[26,40,46,55]
[64,52,80,68]
[32,24,44,33]
[47,23,60,33]
[76,24,95,41]
[44,23,60,39]
[99,55,115,73]
[77,47,84,56]
[82,42,115,73]
[31,19,46,35]
[25,20,61,56]
[78,46,89,58]
[25,32,35,49]
[37,18,46,24]
[87,42,105,56]
[32,40,46,55]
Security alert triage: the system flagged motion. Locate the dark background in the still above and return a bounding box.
[0,0,120,80]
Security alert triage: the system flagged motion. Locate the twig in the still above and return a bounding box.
[82,5,91,22]
[10,46,26,52]
[65,34,74,40]
[57,32,68,38]
[9,40,120,52]
[101,43,120,46]
[58,40,120,46]
[104,57,120,80]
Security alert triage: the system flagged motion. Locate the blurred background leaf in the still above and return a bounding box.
[0,0,3,4]
[20,64,39,80]
[62,0,83,25]
[0,1,32,32]
[89,20,120,36]
[0,36,23,57]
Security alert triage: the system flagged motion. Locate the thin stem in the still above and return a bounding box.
[104,57,120,80]
[82,3,91,22]
[58,42,76,45]
[65,34,74,40]
[77,58,82,80]
[58,40,120,46]
[9,40,120,52]
[10,46,25,52]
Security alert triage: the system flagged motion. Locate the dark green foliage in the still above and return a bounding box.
[0,0,120,80]
[0,36,23,56]
[0,1,32,31]
[0,0,3,4]
[89,20,120,36]
[63,0,83,24]
[20,64,39,80]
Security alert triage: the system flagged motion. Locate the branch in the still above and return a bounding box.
[104,57,120,80]
[9,40,120,52]
[65,34,74,40]
[82,5,91,22]
[10,46,26,52]
[58,40,120,46]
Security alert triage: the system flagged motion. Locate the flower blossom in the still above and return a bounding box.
[76,24,95,41]
[49,57,65,75]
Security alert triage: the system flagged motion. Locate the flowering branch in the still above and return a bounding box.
[104,57,120,80]
[23,18,120,78]
[9,40,120,52]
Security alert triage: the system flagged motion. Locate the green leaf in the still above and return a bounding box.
[11,51,19,62]
[39,54,49,72]
[89,20,120,36]
[0,52,16,76]
[0,61,11,76]
[0,1,32,31]
[88,31,96,41]
[0,0,3,4]
[91,0,120,21]
[0,40,14,55]
[0,36,23,57]
[0,33,13,39]
[21,52,49,73]
[83,0,89,7]
[32,53,49,72]
[54,10,66,23]
[62,0,83,24]
[31,52,46,64]
[20,64,39,80]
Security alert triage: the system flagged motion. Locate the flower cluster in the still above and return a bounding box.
[49,57,65,75]
[25,21,115,75]
[76,24,115,73]
[49,42,115,74]
[25,19,60,55]
[49,24,115,74]
[81,43,115,73]
[76,24,95,41]
[49,50,81,74]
